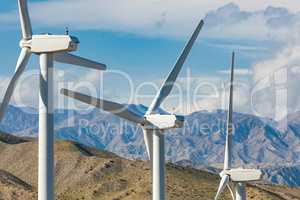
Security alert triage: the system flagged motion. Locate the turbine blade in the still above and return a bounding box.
[18,0,33,39]
[214,175,230,200]
[60,89,144,124]
[54,53,107,71]
[228,51,234,128]
[146,20,204,114]
[0,48,31,121]
[224,52,235,170]
[142,128,153,161]
[227,184,235,200]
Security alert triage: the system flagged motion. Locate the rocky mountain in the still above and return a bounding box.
[1,105,300,186]
[0,134,297,200]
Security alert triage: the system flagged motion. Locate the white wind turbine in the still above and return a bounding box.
[0,1,107,200]
[214,52,262,200]
[61,19,204,200]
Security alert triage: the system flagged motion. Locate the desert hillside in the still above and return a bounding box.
[0,133,299,200]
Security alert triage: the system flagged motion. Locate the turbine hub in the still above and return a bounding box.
[219,170,229,178]
[19,38,31,49]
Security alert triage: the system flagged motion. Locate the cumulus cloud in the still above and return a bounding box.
[1,1,300,119]
[251,45,300,120]
[204,3,300,119]
[203,3,300,41]
[0,1,300,41]
[0,0,211,38]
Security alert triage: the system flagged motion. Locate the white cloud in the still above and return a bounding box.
[251,45,300,120]
[0,68,105,110]
[206,42,268,51]
[1,1,300,119]
[161,74,252,114]
[0,67,142,111]
[218,68,253,76]
[253,47,300,82]
[0,62,288,119]
[203,3,300,41]
[0,1,300,41]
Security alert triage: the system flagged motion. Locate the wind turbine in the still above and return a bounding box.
[61,19,204,200]
[214,52,262,200]
[0,1,107,200]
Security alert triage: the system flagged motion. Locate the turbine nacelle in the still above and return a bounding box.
[143,114,184,130]
[221,168,262,182]
[20,34,79,53]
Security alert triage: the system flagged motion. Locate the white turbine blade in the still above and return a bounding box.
[18,0,32,39]
[0,48,31,121]
[142,128,153,161]
[214,175,230,200]
[227,184,235,200]
[54,53,107,71]
[146,20,204,114]
[224,52,235,170]
[61,89,144,124]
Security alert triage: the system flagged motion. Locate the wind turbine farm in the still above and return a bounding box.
[0,0,300,200]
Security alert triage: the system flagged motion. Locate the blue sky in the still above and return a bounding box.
[0,4,254,78]
[0,0,299,119]
[0,0,275,77]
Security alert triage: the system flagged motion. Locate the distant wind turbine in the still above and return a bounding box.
[214,52,262,200]
[0,1,107,200]
[61,19,204,200]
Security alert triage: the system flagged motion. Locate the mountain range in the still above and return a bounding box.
[1,105,300,187]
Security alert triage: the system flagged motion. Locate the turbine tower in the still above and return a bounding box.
[0,1,107,200]
[214,52,262,200]
[61,19,204,200]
